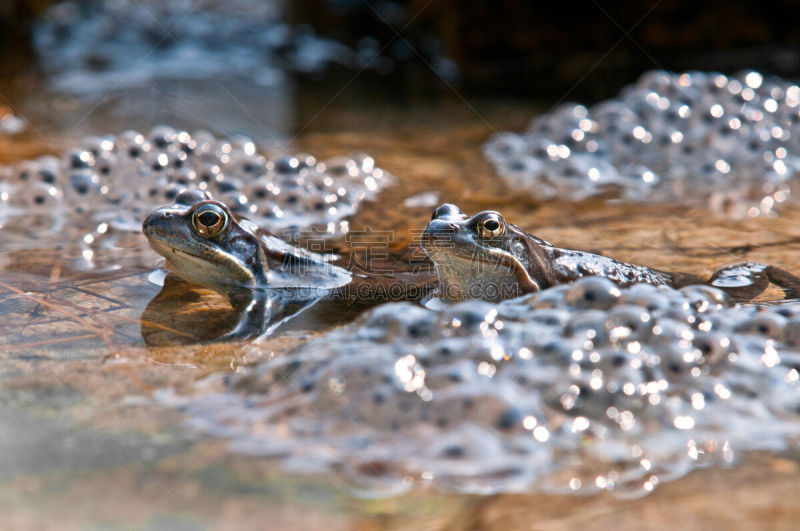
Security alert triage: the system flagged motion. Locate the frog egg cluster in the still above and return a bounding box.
[31,0,452,95]
[0,126,390,263]
[32,0,349,94]
[160,277,800,498]
[484,70,800,216]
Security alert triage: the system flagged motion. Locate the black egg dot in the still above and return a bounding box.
[443,445,465,458]
[496,409,521,430]
[276,157,299,173]
[696,341,712,355]
[217,181,237,193]
[408,324,425,337]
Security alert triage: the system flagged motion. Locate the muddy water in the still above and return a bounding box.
[2,93,800,529]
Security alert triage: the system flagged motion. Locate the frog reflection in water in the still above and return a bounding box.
[421,203,800,302]
[143,190,354,339]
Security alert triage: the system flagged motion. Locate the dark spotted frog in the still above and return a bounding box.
[143,190,435,340]
[421,203,800,302]
[143,190,352,339]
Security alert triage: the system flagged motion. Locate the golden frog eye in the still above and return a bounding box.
[192,203,228,237]
[478,213,505,238]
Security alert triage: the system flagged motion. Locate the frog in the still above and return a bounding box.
[421,203,800,302]
[142,189,353,339]
[143,189,437,340]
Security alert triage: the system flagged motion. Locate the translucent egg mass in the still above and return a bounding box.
[484,70,800,216]
[159,278,800,497]
[0,126,391,264]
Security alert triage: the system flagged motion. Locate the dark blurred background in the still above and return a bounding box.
[4,0,800,100]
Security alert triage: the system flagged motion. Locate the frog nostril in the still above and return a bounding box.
[426,220,456,234]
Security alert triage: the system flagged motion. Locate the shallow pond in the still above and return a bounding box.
[3,53,800,530]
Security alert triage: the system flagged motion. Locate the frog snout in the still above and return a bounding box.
[422,218,459,249]
[142,210,175,239]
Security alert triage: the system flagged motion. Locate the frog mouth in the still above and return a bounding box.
[422,239,540,299]
[144,231,256,289]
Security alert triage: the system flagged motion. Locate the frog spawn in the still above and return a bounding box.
[484,70,800,216]
[0,126,391,266]
[32,0,347,94]
[31,0,453,96]
[159,277,800,497]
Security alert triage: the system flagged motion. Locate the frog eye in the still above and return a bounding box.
[478,213,505,238]
[192,203,229,237]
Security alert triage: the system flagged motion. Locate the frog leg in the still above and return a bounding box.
[707,262,771,301]
[223,287,326,341]
[222,287,274,340]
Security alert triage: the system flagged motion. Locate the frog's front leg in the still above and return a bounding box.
[223,287,274,340]
[223,287,326,341]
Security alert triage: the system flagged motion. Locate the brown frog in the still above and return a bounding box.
[421,203,800,302]
[142,190,435,340]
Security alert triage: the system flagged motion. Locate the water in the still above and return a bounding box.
[4,19,800,524]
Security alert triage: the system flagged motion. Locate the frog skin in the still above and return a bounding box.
[143,189,353,339]
[421,203,800,302]
[143,190,437,340]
